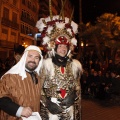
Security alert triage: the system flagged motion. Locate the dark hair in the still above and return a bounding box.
[54,44,69,52]
[14,45,25,54]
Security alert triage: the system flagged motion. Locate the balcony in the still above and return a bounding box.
[0,40,15,49]
[1,17,19,30]
[21,16,35,27]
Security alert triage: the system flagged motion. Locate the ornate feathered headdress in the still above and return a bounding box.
[36,0,78,56]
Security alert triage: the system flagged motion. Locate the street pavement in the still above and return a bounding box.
[81,97,120,120]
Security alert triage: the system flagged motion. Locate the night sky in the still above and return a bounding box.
[70,0,120,24]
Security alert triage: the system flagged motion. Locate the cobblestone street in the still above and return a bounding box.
[81,97,120,120]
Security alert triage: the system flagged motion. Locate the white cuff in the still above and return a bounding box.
[16,106,23,117]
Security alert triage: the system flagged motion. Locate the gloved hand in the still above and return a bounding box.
[60,90,77,108]
[46,98,63,114]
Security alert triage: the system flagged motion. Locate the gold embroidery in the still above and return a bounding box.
[43,61,76,98]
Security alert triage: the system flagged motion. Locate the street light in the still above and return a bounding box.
[22,42,28,48]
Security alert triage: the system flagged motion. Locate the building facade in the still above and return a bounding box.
[0,0,20,60]
[20,0,39,48]
[0,0,73,61]
[0,0,39,61]
[39,0,73,19]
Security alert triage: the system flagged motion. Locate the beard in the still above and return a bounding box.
[25,61,37,71]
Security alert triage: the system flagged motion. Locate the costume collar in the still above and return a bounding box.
[52,54,69,67]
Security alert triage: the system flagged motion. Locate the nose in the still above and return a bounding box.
[62,46,67,51]
[30,57,36,62]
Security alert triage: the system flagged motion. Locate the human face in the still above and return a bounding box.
[111,72,116,78]
[25,50,40,71]
[56,44,68,57]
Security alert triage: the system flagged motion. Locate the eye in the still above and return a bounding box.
[35,56,40,60]
[28,54,32,58]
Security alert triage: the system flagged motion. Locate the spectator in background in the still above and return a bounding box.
[81,70,89,95]
[101,61,108,75]
[107,59,115,73]
[14,45,25,63]
[4,51,16,70]
[116,62,120,75]
[0,59,3,72]
[96,71,106,99]
[89,71,99,97]
[93,60,101,72]
[109,71,120,96]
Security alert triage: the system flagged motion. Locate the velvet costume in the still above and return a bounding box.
[0,45,43,120]
[0,72,41,120]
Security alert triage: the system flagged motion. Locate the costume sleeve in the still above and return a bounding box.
[72,59,83,99]
[39,67,46,96]
[0,74,20,116]
[39,67,47,106]
[0,97,20,116]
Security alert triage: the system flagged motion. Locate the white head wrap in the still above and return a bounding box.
[2,45,43,80]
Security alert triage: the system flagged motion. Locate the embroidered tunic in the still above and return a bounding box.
[40,58,82,120]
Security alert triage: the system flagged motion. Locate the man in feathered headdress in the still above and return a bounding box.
[36,1,83,120]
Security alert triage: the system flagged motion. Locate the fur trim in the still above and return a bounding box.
[43,58,83,79]
[71,59,83,79]
[43,58,55,78]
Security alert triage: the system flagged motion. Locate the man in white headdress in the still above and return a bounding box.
[0,45,43,120]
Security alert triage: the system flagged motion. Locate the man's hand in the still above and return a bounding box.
[60,90,77,108]
[46,99,63,114]
[21,107,32,118]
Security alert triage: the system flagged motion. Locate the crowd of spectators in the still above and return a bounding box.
[80,58,120,104]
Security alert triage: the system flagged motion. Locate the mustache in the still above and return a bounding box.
[28,61,36,64]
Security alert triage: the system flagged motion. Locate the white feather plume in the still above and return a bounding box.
[36,18,46,32]
[53,15,59,20]
[71,21,78,34]
[42,36,50,45]
[67,28,72,35]
[65,17,69,23]
[71,38,77,46]
[47,26,53,34]
[65,17,78,34]
[45,16,51,22]
[56,22,65,29]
